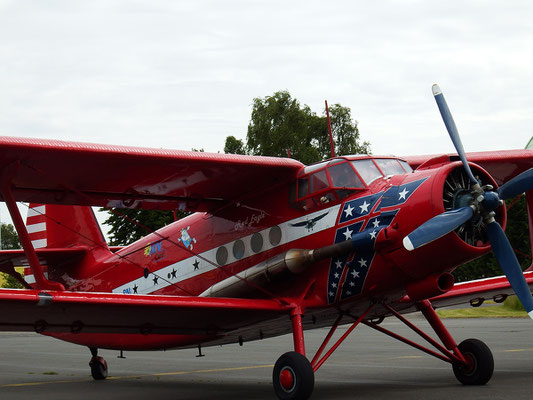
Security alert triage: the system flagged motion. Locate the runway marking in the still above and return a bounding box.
[0,364,274,388]
[504,348,533,353]
[394,356,423,359]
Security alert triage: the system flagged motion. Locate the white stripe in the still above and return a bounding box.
[27,205,46,217]
[112,204,342,295]
[31,238,47,248]
[27,222,46,233]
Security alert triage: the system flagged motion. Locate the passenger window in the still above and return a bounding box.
[328,163,363,188]
[375,159,406,176]
[351,160,382,184]
[310,170,329,193]
[298,177,309,198]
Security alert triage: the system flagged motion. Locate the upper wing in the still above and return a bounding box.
[404,149,533,186]
[0,136,303,212]
[0,289,290,341]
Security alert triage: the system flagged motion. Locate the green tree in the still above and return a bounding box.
[103,209,189,246]
[224,136,246,155]
[238,91,370,163]
[1,223,20,249]
[1,223,23,288]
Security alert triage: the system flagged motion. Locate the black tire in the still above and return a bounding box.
[89,356,108,380]
[273,351,314,400]
[452,338,493,385]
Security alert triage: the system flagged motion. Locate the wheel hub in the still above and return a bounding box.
[279,367,295,392]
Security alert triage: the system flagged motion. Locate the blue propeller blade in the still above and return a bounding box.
[486,221,533,319]
[403,206,474,251]
[497,167,533,200]
[432,84,478,186]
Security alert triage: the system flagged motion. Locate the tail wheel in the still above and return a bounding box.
[452,338,494,385]
[89,356,108,380]
[273,352,314,400]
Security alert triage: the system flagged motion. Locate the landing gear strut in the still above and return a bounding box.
[89,347,108,380]
[273,300,494,398]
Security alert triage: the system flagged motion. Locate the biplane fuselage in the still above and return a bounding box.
[40,154,500,351]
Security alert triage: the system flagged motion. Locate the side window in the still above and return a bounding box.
[298,177,309,198]
[310,170,329,193]
[328,162,363,188]
[351,159,382,184]
[375,159,406,176]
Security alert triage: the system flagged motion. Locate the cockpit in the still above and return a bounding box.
[293,156,413,210]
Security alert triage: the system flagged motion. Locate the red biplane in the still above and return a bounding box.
[1,85,533,399]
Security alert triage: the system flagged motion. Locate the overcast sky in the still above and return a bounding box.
[1,1,532,228]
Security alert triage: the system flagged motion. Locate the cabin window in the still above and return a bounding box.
[310,170,330,193]
[351,159,382,184]
[375,158,406,176]
[298,177,309,198]
[328,162,363,189]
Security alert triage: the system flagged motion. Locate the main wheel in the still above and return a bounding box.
[273,352,314,400]
[452,338,493,385]
[89,356,108,380]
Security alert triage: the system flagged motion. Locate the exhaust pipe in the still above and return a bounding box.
[406,272,455,301]
[200,230,377,298]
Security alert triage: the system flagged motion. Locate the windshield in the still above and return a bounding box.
[374,158,406,176]
[351,159,382,184]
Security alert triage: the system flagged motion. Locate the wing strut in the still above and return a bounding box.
[1,162,64,291]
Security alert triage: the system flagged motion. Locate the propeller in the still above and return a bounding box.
[403,84,533,318]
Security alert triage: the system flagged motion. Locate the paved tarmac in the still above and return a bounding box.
[0,316,532,399]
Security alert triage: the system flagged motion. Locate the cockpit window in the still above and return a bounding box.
[328,162,363,188]
[310,170,330,193]
[375,158,406,176]
[399,160,414,173]
[298,177,309,198]
[351,159,382,184]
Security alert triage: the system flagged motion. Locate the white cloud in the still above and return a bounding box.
[1,0,533,227]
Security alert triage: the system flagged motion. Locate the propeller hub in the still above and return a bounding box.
[480,191,501,213]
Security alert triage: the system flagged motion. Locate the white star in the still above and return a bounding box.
[399,187,409,200]
[332,282,337,288]
[349,281,356,286]
[346,290,352,295]
[369,230,378,239]
[344,204,354,217]
[343,227,353,240]
[328,291,335,297]
[335,260,343,269]
[372,219,380,228]
[359,201,370,213]
[334,272,340,279]
[358,259,367,268]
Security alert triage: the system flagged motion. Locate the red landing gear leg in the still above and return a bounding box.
[365,301,494,386]
[417,300,494,385]
[272,306,314,400]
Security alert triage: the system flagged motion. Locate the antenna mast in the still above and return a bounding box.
[325,100,335,158]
